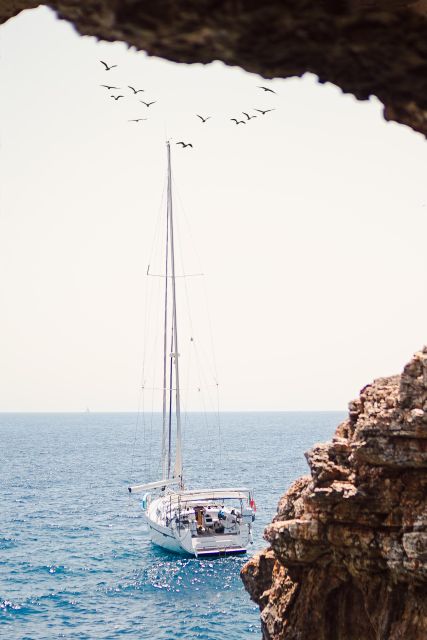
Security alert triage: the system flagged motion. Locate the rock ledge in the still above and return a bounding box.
[2,2,427,135]
[241,348,427,639]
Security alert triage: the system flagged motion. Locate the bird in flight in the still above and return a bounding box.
[243,112,256,120]
[196,115,211,123]
[258,86,276,94]
[128,118,147,122]
[128,86,144,94]
[231,119,246,125]
[101,84,119,90]
[254,108,275,115]
[100,61,117,71]
[140,100,157,107]
[110,95,124,100]
[176,142,193,148]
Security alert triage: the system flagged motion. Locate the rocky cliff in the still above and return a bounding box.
[2,1,427,136]
[241,348,427,639]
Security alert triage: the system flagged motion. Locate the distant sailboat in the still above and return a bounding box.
[128,142,256,557]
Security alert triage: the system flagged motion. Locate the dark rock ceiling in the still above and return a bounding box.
[1,1,427,136]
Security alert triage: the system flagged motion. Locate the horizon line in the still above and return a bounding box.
[0,409,347,414]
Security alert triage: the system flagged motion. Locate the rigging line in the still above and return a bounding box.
[171,175,205,278]
[161,161,170,482]
[140,310,151,480]
[147,269,163,479]
[199,356,216,411]
[130,300,148,482]
[129,384,220,392]
[181,335,193,446]
[141,272,154,480]
[172,200,198,397]
[170,171,223,477]
[198,284,223,472]
[129,178,166,484]
[173,187,223,466]
[174,176,222,462]
[141,384,148,480]
[190,333,219,388]
[172,176,220,385]
[177,334,194,483]
[172,177,219,386]
[173,205,198,363]
[190,338,211,436]
[144,248,164,478]
[139,283,160,481]
[129,388,142,482]
[182,337,193,418]
[131,177,167,483]
[175,237,213,435]
[216,382,222,466]
[191,332,225,468]
[147,273,204,278]
[201,273,220,385]
[146,176,167,277]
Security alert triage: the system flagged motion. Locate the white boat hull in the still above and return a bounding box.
[147,520,249,556]
[147,518,189,555]
[142,489,254,557]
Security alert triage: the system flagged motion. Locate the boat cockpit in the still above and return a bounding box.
[166,501,254,537]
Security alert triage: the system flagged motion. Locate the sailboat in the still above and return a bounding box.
[128,141,256,557]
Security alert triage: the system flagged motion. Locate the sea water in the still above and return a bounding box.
[0,411,344,639]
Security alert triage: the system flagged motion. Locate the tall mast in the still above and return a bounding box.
[167,141,183,487]
[167,323,173,478]
[161,153,170,481]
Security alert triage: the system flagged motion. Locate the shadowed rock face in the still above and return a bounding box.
[241,348,427,639]
[2,1,427,135]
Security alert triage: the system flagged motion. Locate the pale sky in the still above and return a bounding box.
[1,6,427,412]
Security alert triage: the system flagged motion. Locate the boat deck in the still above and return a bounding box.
[193,535,247,556]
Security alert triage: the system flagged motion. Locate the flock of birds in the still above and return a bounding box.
[99,60,277,149]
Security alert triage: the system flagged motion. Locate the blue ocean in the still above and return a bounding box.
[0,412,344,639]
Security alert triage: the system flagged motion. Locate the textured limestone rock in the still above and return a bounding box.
[241,348,427,639]
[2,2,427,135]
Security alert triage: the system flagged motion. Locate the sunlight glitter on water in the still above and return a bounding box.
[0,411,342,639]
